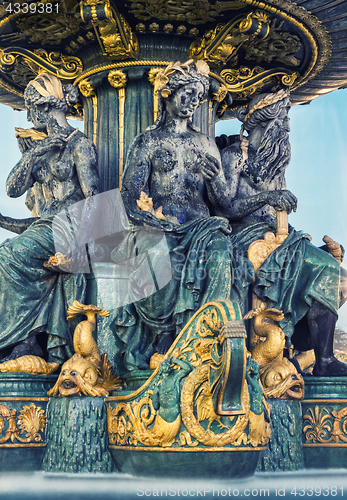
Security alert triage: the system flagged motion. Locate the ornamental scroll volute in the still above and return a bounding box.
[107,300,271,450]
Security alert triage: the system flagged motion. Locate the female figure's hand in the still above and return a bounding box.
[32,134,66,157]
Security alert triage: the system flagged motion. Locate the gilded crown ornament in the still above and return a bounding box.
[154,59,209,97]
[243,89,290,124]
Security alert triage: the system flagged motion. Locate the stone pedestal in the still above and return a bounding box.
[257,399,304,472]
[0,373,57,472]
[42,397,114,473]
[301,377,347,469]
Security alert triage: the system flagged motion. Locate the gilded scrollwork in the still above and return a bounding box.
[79,0,139,60]
[1,7,85,45]
[98,15,139,60]
[108,301,271,451]
[0,48,83,86]
[243,19,301,67]
[302,405,347,445]
[189,11,272,68]
[220,66,297,98]
[302,406,334,444]
[0,403,46,444]
[126,0,245,25]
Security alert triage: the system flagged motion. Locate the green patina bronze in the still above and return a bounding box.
[42,397,113,473]
[107,301,270,479]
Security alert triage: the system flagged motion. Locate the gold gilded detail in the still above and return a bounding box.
[149,23,159,33]
[108,301,270,450]
[244,305,304,399]
[74,61,171,87]
[242,18,301,67]
[221,66,297,98]
[0,48,83,87]
[303,406,334,444]
[126,0,245,25]
[246,211,304,400]
[234,0,332,94]
[148,67,162,122]
[48,302,121,397]
[136,192,179,225]
[0,403,46,444]
[80,1,139,60]
[15,128,47,141]
[180,367,250,447]
[322,235,344,265]
[98,14,139,60]
[189,13,269,68]
[17,404,46,442]
[302,405,347,445]
[79,79,96,98]
[79,79,97,145]
[108,398,182,448]
[2,8,85,45]
[212,84,229,103]
[108,69,127,89]
[0,356,59,375]
[335,351,347,364]
[248,210,288,274]
[44,252,73,271]
[259,357,304,399]
[108,70,127,187]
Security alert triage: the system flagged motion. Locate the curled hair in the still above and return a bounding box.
[147,60,210,131]
[240,92,290,132]
[163,65,209,100]
[24,76,79,112]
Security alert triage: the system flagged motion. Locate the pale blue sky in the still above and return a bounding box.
[1,90,347,326]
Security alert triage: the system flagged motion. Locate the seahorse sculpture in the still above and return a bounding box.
[48,301,121,397]
[244,304,285,368]
[244,304,304,399]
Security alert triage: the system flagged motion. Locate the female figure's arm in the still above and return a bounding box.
[0,214,38,234]
[121,134,152,213]
[73,135,99,199]
[71,136,100,246]
[6,134,67,198]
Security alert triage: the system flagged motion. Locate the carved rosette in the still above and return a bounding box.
[108,69,127,89]
[79,78,96,98]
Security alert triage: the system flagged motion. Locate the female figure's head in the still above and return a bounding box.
[148,59,210,130]
[24,74,79,130]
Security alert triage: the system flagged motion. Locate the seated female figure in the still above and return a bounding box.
[0,74,100,363]
[118,60,252,370]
